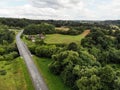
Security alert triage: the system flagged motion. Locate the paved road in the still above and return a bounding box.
[16,30,48,90]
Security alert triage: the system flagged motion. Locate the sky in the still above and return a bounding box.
[0,0,120,20]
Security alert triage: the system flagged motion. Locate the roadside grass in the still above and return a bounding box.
[0,57,34,90]
[33,56,71,90]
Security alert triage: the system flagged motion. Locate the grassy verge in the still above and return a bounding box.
[33,56,71,90]
[0,57,34,90]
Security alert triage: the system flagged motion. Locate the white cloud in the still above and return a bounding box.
[0,0,120,20]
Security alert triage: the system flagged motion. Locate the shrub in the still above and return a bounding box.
[0,70,7,75]
[35,45,58,58]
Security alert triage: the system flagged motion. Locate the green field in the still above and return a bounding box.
[0,57,34,90]
[33,56,71,90]
[44,34,85,44]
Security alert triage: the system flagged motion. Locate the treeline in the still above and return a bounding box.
[23,23,84,35]
[1,17,119,28]
[23,22,116,36]
[23,23,56,35]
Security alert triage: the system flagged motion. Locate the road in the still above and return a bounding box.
[16,30,48,90]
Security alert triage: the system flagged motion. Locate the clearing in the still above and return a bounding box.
[45,30,90,44]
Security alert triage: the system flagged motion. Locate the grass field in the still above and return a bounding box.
[44,30,90,44]
[0,57,34,90]
[33,56,71,90]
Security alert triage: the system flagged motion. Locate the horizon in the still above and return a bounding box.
[0,16,120,21]
[0,0,120,20]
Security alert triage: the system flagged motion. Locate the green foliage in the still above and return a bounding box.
[0,24,15,44]
[67,42,78,51]
[78,51,98,66]
[100,65,115,84]
[35,45,58,58]
[24,23,56,35]
[114,77,120,90]
[99,65,116,89]
[0,47,5,55]
[81,29,113,49]
[0,70,7,75]
[49,51,79,75]
[77,75,101,90]
[0,56,4,61]
[108,48,120,63]
[61,64,78,89]
[49,49,100,89]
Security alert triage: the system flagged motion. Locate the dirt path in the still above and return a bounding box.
[81,30,91,37]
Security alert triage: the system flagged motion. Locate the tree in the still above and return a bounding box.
[67,42,78,51]
[114,77,120,90]
[0,47,5,55]
[77,75,101,90]
[99,65,115,89]
[49,51,79,75]
[61,64,77,89]
[109,48,120,63]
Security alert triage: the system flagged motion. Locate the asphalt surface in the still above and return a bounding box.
[16,30,48,90]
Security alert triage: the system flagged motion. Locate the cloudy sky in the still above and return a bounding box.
[0,0,120,20]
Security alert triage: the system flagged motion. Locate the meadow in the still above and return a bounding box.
[44,30,90,44]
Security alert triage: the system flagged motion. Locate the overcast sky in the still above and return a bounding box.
[0,0,120,20]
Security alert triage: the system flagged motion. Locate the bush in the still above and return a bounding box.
[35,45,58,58]
[0,70,7,75]
[67,42,78,51]
[4,51,18,61]
[0,56,4,61]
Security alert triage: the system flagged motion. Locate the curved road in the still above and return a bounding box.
[16,30,48,90]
